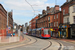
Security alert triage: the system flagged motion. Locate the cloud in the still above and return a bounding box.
[0,0,55,24]
[14,20,22,25]
[2,0,55,10]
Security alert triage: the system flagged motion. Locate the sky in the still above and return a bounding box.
[0,0,66,25]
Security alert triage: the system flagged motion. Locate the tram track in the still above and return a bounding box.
[41,39,63,50]
[16,35,38,46]
[42,40,52,50]
[26,36,63,50]
[57,42,62,50]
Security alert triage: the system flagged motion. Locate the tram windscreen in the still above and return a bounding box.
[44,29,49,34]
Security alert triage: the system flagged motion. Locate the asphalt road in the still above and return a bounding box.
[0,35,75,50]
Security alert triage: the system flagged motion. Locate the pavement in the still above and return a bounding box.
[0,34,25,46]
[51,37,75,43]
[0,35,75,50]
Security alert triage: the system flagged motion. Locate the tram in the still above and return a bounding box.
[32,29,36,36]
[28,28,51,38]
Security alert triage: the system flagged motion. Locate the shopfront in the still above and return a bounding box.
[52,28,59,38]
[50,28,53,37]
[58,25,70,38]
[70,24,75,39]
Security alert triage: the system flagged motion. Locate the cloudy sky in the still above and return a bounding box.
[0,0,66,25]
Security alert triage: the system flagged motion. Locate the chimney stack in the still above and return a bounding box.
[47,6,50,11]
[42,10,46,15]
[66,0,71,2]
[55,5,59,13]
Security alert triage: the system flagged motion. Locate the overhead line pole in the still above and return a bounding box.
[7,10,8,36]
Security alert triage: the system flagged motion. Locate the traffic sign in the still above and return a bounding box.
[8,26,11,30]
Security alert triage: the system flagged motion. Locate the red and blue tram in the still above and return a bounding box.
[32,29,36,36]
[30,28,51,38]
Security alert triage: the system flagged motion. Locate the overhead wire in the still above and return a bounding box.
[25,0,35,17]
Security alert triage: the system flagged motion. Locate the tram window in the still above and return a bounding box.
[36,30,38,35]
[44,29,48,34]
[41,30,43,34]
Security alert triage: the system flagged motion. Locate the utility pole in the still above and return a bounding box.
[55,0,57,5]
[7,10,8,36]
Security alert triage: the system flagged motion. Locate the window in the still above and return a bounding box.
[54,15,55,19]
[57,14,58,18]
[54,22,55,27]
[57,22,58,26]
[73,6,75,12]
[67,17,69,23]
[44,29,48,34]
[49,23,50,28]
[74,16,75,23]
[48,17,50,21]
[63,9,65,15]
[51,23,53,27]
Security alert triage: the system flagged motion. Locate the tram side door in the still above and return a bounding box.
[41,30,44,36]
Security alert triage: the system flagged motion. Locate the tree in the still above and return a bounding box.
[26,26,29,32]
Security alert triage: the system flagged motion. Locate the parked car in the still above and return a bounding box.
[26,33,28,35]
[23,32,28,35]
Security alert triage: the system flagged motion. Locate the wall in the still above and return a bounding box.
[69,4,75,24]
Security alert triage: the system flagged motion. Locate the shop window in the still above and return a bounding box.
[73,6,75,12]
[72,28,75,34]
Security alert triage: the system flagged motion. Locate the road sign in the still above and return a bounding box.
[8,26,11,30]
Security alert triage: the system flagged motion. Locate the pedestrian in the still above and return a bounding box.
[13,32,15,36]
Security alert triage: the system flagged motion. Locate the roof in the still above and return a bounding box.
[69,3,75,7]
[61,0,75,7]
[0,4,7,13]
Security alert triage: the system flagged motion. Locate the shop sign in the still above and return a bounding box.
[50,28,55,31]
[62,26,67,28]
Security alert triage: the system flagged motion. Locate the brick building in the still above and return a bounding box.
[0,4,13,36]
[0,4,7,36]
[58,0,75,38]
[29,0,75,39]
[30,16,38,29]
[61,0,75,24]
[8,11,13,32]
[0,4,7,30]
[29,21,31,29]
[37,5,63,37]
